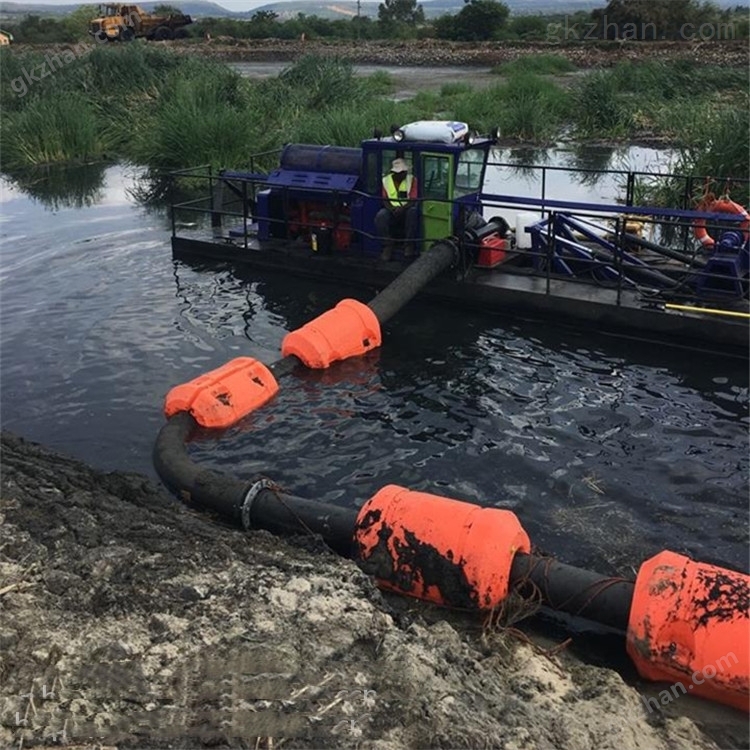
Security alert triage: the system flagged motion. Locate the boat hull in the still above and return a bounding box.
[172,236,750,357]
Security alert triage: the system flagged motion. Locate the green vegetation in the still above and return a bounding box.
[6,0,747,44]
[490,54,577,76]
[0,45,747,186]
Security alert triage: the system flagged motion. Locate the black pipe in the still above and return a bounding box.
[153,413,357,556]
[510,554,633,632]
[582,244,679,289]
[264,243,456,377]
[153,412,248,521]
[153,415,635,627]
[154,236,637,630]
[368,240,457,324]
[624,232,707,269]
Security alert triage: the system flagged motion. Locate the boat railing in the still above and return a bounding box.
[485,157,750,209]
[477,189,749,307]
[168,165,749,310]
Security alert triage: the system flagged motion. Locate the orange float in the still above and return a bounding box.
[354,484,530,610]
[626,550,750,712]
[281,298,381,369]
[164,356,279,429]
[694,198,750,249]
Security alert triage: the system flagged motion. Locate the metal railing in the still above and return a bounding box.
[168,164,750,310]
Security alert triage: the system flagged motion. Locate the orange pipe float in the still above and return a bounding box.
[164,356,279,429]
[627,550,749,712]
[282,298,382,369]
[354,484,531,610]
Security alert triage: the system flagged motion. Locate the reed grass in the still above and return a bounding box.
[572,70,635,138]
[439,82,473,97]
[128,71,258,169]
[451,75,568,141]
[288,99,424,147]
[1,92,101,169]
[0,44,747,182]
[362,70,394,96]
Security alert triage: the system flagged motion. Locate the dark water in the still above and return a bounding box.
[1,164,748,579]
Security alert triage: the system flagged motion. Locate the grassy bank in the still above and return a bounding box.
[1,45,747,186]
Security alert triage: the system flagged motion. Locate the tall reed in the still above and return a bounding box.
[1,91,101,169]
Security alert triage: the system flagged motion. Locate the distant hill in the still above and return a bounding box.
[0,0,744,21]
[236,0,605,19]
[0,1,238,17]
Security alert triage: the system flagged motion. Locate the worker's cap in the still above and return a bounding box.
[390,158,409,173]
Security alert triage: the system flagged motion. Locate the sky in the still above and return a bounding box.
[13,0,292,6]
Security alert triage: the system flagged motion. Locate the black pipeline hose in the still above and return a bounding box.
[510,554,633,632]
[154,241,458,542]
[154,238,636,630]
[153,413,358,556]
[262,239,458,379]
[153,413,635,628]
[368,240,457,324]
[153,414,635,628]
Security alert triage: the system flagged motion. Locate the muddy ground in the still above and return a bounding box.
[172,38,750,68]
[13,38,750,70]
[0,431,747,749]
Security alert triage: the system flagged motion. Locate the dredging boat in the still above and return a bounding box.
[169,121,750,355]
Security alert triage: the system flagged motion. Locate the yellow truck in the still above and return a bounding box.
[89,4,192,42]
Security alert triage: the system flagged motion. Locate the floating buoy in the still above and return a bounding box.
[627,550,750,712]
[281,298,381,369]
[164,357,278,429]
[354,484,530,610]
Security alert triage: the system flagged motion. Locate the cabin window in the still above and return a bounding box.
[366,152,379,195]
[456,149,485,198]
[422,155,451,200]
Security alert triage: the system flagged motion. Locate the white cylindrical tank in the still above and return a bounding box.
[515,212,541,249]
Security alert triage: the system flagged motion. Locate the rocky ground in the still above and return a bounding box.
[0,431,747,749]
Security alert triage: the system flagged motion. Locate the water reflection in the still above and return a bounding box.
[563,145,618,185]
[500,146,551,175]
[3,163,107,210]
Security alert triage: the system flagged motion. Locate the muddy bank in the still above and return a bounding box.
[0,432,740,749]
[12,38,750,69]
[167,38,750,68]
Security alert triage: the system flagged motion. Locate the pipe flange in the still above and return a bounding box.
[241,477,277,530]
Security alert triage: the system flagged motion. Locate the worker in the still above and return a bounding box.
[375,157,419,262]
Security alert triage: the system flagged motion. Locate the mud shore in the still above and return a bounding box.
[1,432,746,748]
[12,38,750,69]
[185,38,750,68]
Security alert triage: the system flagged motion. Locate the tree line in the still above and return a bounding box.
[3,0,748,44]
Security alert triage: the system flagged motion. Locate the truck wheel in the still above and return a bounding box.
[119,27,135,41]
[154,26,173,41]
[174,27,188,39]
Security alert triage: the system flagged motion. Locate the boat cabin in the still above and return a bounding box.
[253,121,496,254]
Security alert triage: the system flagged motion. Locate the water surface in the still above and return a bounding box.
[1,162,747,579]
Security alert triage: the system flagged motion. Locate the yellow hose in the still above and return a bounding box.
[665,303,750,319]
